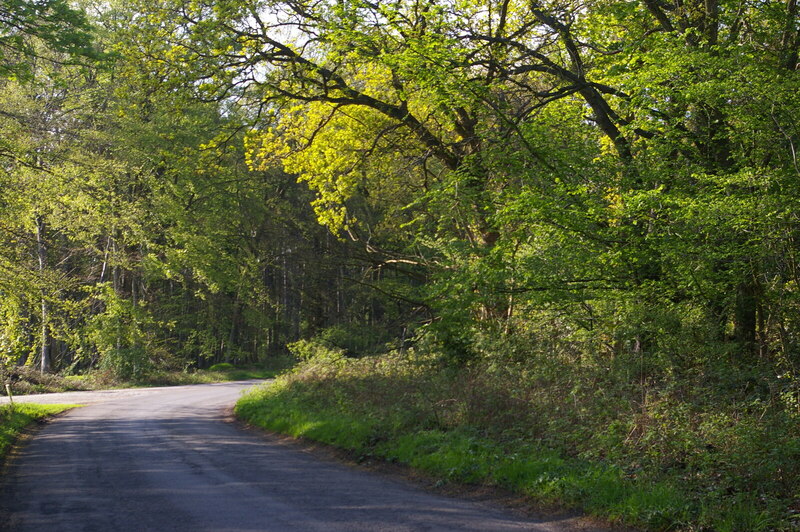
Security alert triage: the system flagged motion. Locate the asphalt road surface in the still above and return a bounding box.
[0,382,601,531]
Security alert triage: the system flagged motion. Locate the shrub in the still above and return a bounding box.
[209,362,236,371]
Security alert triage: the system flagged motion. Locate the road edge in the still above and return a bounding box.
[225,406,638,532]
[0,407,79,532]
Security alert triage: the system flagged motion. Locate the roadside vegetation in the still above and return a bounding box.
[1,361,287,397]
[0,404,77,460]
[237,338,799,532]
[134,362,287,387]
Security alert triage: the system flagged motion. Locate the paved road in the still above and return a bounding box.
[0,382,598,531]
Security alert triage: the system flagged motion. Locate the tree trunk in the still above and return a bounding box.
[781,0,799,71]
[225,297,239,363]
[35,216,51,374]
[734,281,758,355]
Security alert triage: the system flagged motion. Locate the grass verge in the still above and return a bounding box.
[235,381,685,530]
[235,350,798,531]
[1,403,78,460]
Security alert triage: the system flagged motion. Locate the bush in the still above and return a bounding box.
[209,362,236,371]
[287,338,345,362]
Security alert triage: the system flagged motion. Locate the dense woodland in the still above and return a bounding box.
[3,0,800,527]
[1,0,797,378]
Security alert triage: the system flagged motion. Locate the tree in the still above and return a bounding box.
[123,0,800,366]
[0,0,97,79]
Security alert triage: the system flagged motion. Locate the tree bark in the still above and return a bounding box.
[35,216,51,374]
[781,0,799,70]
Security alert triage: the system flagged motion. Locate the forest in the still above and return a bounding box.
[2,0,800,529]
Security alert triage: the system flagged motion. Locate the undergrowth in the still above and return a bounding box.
[235,346,800,531]
[132,365,282,387]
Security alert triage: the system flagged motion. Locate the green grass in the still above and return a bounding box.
[236,383,690,529]
[234,351,798,531]
[0,403,78,459]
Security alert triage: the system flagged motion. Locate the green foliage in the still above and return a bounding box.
[84,285,162,380]
[208,362,235,372]
[286,338,345,363]
[1,0,387,375]
[3,0,797,389]
[0,0,98,80]
[297,325,398,358]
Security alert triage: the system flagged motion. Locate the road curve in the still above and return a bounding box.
[1,382,596,532]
